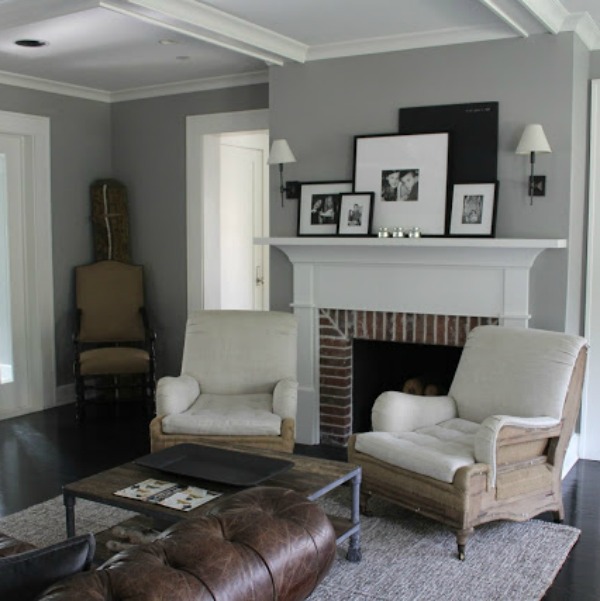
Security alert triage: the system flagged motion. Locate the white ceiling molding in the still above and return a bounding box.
[109,69,268,102]
[515,0,569,34]
[563,12,600,50]
[101,0,308,65]
[0,69,110,102]
[308,24,518,61]
[476,0,531,36]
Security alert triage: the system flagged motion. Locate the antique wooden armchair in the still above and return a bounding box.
[348,325,587,559]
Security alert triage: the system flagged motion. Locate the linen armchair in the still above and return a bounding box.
[150,310,298,453]
[348,325,587,559]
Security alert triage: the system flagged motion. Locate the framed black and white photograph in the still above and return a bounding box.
[449,182,498,237]
[353,132,450,235]
[297,180,353,236]
[337,192,374,236]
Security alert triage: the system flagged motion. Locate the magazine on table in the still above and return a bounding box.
[114,478,221,511]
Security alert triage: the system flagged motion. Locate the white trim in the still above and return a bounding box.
[308,24,518,61]
[0,110,54,414]
[476,0,531,37]
[186,109,269,313]
[0,70,110,103]
[515,0,568,34]
[582,80,600,460]
[563,12,600,51]
[111,70,268,102]
[102,0,307,64]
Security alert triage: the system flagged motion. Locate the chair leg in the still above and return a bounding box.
[553,506,565,523]
[456,528,473,561]
[75,376,85,423]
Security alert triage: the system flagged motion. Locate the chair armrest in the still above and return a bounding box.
[155,375,200,416]
[474,415,562,487]
[272,378,298,420]
[371,391,457,433]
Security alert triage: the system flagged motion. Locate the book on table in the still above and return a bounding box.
[114,478,221,512]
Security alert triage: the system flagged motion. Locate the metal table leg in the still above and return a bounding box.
[346,469,362,562]
[64,491,76,538]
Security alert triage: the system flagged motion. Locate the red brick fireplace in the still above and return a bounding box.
[318,309,498,446]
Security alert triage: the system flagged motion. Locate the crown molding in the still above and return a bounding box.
[0,70,110,102]
[308,24,517,61]
[563,12,600,50]
[109,70,268,102]
[102,0,308,65]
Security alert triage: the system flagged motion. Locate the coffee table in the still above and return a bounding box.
[63,442,362,562]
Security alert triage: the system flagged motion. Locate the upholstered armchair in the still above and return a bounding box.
[348,325,587,559]
[73,260,156,421]
[150,310,298,453]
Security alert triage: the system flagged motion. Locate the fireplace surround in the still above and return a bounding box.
[259,237,566,445]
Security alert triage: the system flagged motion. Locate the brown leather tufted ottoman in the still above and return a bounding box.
[38,486,337,601]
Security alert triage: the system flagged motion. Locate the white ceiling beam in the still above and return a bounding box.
[563,12,600,50]
[102,0,307,65]
[476,0,531,37]
[514,0,569,34]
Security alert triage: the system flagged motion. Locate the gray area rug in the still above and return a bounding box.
[0,492,579,601]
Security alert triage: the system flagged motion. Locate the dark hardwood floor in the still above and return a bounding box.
[0,403,597,599]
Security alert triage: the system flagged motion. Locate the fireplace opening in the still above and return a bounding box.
[352,339,464,433]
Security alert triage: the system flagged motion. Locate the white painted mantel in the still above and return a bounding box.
[257,237,567,444]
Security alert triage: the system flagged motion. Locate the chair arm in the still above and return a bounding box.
[155,375,200,416]
[371,391,457,433]
[272,378,298,420]
[474,415,562,488]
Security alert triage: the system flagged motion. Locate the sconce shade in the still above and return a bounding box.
[515,124,552,155]
[268,139,296,165]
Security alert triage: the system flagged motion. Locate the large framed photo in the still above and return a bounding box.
[297,180,353,236]
[449,182,498,237]
[353,132,450,235]
[337,192,374,236]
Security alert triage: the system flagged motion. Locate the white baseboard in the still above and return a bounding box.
[562,433,580,478]
[54,383,75,407]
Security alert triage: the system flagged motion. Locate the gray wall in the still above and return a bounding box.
[111,84,268,376]
[0,85,112,385]
[591,51,600,78]
[269,33,586,333]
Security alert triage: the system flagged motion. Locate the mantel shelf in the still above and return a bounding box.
[256,237,566,249]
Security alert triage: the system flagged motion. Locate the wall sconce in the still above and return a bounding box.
[267,139,300,207]
[515,124,552,205]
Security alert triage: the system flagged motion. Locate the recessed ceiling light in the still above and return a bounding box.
[176,56,190,61]
[159,39,178,45]
[15,39,48,48]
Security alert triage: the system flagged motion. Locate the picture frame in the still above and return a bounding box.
[297,180,353,236]
[337,192,374,236]
[353,132,450,235]
[449,182,498,237]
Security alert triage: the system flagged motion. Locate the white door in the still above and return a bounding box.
[0,134,29,414]
[220,137,268,310]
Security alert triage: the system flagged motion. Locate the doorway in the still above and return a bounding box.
[0,111,53,419]
[186,109,270,312]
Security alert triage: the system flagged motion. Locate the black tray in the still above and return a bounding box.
[135,443,294,487]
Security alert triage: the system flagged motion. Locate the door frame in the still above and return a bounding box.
[0,110,53,418]
[186,109,269,312]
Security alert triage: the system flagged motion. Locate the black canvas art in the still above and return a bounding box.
[398,102,498,184]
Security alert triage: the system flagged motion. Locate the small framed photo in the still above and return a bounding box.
[353,132,450,235]
[297,180,353,236]
[449,182,498,237]
[337,192,374,236]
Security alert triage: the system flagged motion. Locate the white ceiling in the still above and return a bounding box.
[0,0,598,102]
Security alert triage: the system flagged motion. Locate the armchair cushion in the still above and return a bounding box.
[273,378,299,420]
[79,347,150,375]
[355,418,479,483]
[450,325,586,423]
[162,393,282,436]
[474,415,561,487]
[156,375,200,416]
[371,392,457,432]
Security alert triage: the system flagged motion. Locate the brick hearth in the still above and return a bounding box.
[318,309,499,446]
